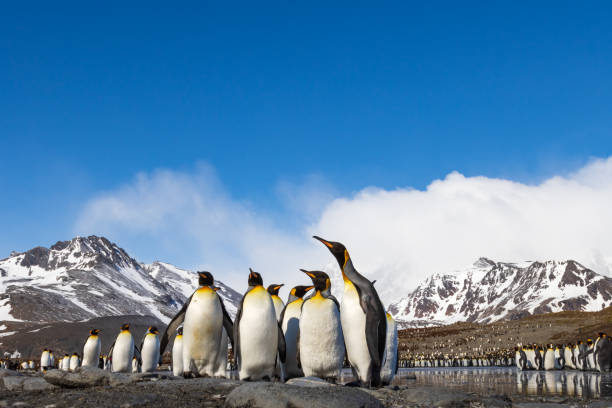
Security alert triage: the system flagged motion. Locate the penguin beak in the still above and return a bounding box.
[305,285,314,292]
[300,269,316,279]
[274,284,283,291]
[313,236,333,249]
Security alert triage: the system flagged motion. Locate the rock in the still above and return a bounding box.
[224,382,384,408]
[3,376,56,391]
[44,367,111,388]
[284,377,336,387]
[0,369,22,378]
[368,386,511,408]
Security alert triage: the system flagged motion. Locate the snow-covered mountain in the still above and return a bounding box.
[0,236,241,324]
[388,257,612,328]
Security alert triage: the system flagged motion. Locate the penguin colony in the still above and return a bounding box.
[23,237,398,387]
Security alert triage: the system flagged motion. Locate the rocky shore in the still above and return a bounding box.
[0,368,610,408]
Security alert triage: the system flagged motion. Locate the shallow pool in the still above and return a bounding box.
[394,367,612,399]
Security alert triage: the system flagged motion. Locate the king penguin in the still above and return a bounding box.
[279,285,313,379]
[140,326,161,373]
[172,327,184,376]
[69,353,80,372]
[108,323,140,373]
[267,284,285,321]
[381,312,399,385]
[160,272,234,378]
[234,269,286,381]
[313,236,387,387]
[40,349,50,371]
[299,269,345,382]
[82,329,102,368]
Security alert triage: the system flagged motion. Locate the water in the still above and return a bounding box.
[396,367,612,399]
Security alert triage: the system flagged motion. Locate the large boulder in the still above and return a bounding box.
[44,367,112,388]
[3,376,56,391]
[224,382,384,408]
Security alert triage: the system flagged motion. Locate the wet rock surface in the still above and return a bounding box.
[0,370,611,407]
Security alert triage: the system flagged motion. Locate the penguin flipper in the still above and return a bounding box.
[277,323,286,363]
[233,294,246,368]
[160,294,192,355]
[219,297,235,348]
[107,340,117,361]
[134,345,142,365]
[395,347,400,375]
[296,329,301,370]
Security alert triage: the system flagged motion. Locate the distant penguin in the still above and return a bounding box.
[267,284,285,321]
[554,345,565,369]
[381,312,399,385]
[28,360,35,370]
[82,329,102,368]
[595,333,612,372]
[109,323,140,373]
[314,236,387,387]
[280,285,313,379]
[61,355,71,371]
[234,269,286,381]
[132,357,140,373]
[543,345,555,370]
[299,270,345,382]
[140,326,161,373]
[172,327,184,377]
[564,344,576,369]
[160,272,234,378]
[40,349,50,371]
[69,353,80,371]
[576,341,587,370]
[586,339,595,370]
[49,351,55,368]
[535,346,544,370]
[525,347,536,370]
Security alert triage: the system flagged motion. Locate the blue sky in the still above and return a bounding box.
[2,2,612,294]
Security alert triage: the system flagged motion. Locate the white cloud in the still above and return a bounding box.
[76,157,612,307]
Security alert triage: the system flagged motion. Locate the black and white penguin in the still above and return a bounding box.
[108,323,140,373]
[554,345,565,370]
[595,333,612,372]
[82,329,101,368]
[299,270,345,382]
[140,326,161,373]
[69,353,80,372]
[586,339,595,370]
[61,354,70,371]
[564,344,576,369]
[40,349,50,371]
[160,272,234,378]
[131,356,140,373]
[234,269,286,381]
[279,285,313,379]
[381,312,399,385]
[313,236,387,387]
[267,284,285,322]
[172,327,184,377]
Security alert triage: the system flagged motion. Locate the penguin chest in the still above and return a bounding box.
[172,336,184,376]
[340,282,370,376]
[183,288,223,363]
[112,332,134,372]
[544,351,555,370]
[83,336,101,366]
[282,301,303,352]
[141,334,160,372]
[299,296,344,377]
[238,286,278,377]
[272,296,284,321]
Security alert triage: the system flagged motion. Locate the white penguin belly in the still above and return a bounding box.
[182,288,223,376]
[40,351,50,369]
[112,332,134,373]
[564,348,574,369]
[381,315,398,384]
[281,300,303,378]
[141,334,160,372]
[544,350,555,370]
[82,336,101,368]
[341,282,371,382]
[299,295,345,379]
[272,296,284,322]
[172,335,183,376]
[69,356,80,371]
[238,286,278,380]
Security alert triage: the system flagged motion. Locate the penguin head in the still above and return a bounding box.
[90,328,101,336]
[121,323,130,331]
[587,339,593,345]
[290,285,314,299]
[267,284,284,296]
[312,236,348,269]
[177,327,183,336]
[148,326,159,335]
[301,269,331,293]
[248,268,264,287]
[198,271,214,286]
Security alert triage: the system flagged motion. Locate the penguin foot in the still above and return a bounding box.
[262,375,271,382]
[324,377,337,384]
[344,380,361,387]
